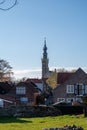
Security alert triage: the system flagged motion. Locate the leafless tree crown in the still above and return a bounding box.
[0,0,18,11]
[0,59,13,81]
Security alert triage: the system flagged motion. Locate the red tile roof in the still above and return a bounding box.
[26,78,42,83]
[57,72,74,84]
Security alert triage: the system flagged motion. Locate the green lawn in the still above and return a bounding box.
[0,115,87,130]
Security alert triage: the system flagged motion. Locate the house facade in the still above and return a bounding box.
[53,68,87,103]
[0,81,40,107]
[10,81,40,106]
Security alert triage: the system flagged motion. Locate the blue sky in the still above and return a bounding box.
[0,0,87,78]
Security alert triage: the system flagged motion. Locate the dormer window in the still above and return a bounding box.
[16,86,26,94]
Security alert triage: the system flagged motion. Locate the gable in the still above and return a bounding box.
[62,68,87,85]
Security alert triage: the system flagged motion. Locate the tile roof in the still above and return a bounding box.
[57,72,74,84]
[26,78,42,83]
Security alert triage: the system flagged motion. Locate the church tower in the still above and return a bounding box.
[42,38,49,78]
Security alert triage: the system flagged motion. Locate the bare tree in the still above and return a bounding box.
[0,59,13,81]
[0,0,18,11]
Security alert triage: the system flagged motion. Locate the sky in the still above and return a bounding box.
[0,0,87,79]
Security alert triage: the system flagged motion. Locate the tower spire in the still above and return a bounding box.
[43,37,47,51]
[44,37,46,45]
[43,38,47,59]
[42,38,49,78]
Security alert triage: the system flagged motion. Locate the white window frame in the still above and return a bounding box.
[85,85,87,94]
[0,99,3,108]
[57,98,65,102]
[79,84,85,95]
[67,85,74,94]
[67,98,75,103]
[75,84,85,96]
[16,86,26,94]
[76,98,82,103]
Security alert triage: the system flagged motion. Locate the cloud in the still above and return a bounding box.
[13,67,87,80]
[13,68,42,79]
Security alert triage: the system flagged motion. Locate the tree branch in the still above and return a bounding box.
[0,0,18,11]
[0,0,5,5]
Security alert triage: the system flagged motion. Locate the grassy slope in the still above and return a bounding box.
[0,115,87,130]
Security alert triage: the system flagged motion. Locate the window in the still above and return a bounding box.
[67,98,75,103]
[0,99,3,108]
[20,97,28,104]
[67,85,74,93]
[74,84,85,96]
[16,87,26,94]
[76,98,82,102]
[57,98,65,102]
[85,85,87,94]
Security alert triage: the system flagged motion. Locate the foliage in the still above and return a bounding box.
[0,115,87,130]
[46,70,57,89]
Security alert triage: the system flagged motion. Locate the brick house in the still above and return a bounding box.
[53,68,87,104]
[26,78,43,91]
[0,81,40,107]
[10,81,40,105]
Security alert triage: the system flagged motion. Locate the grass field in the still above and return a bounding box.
[0,114,87,130]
